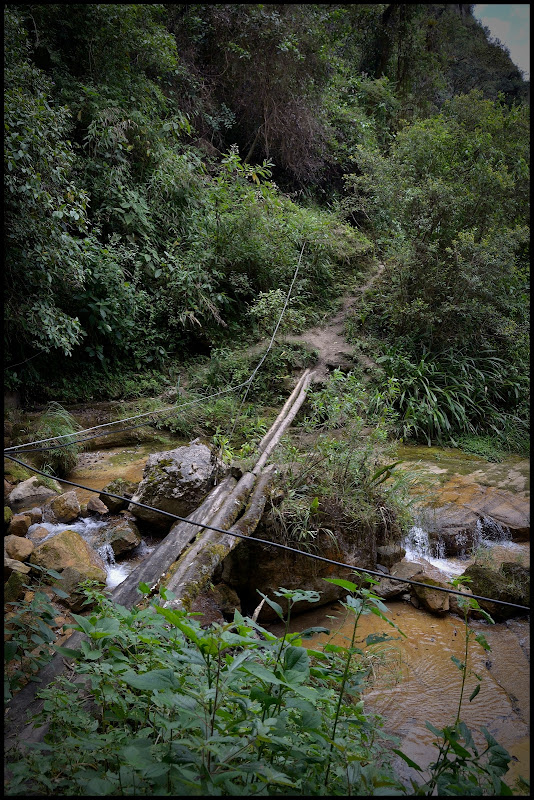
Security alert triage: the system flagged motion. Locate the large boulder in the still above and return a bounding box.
[376,544,406,569]
[460,563,528,622]
[8,475,62,510]
[100,479,139,514]
[221,505,377,622]
[86,496,110,515]
[30,528,107,585]
[128,443,227,529]
[410,572,450,616]
[4,534,34,562]
[103,516,142,557]
[42,490,81,524]
[6,513,32,538]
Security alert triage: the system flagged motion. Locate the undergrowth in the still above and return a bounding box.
[4,577,518,795]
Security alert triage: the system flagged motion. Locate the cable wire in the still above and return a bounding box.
[5,454,530,612]
[5,242,308,455]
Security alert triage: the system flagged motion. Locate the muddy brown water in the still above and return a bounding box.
[267,601,530,793]
[63,438,529,792]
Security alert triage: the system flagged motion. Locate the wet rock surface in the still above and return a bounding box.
[128,443,228,529]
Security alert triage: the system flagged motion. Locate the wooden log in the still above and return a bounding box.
[252,370,315,475]
[255,368,311,455]
[163,466,277,610]
[111,474,237,608]
[162,471,257,603]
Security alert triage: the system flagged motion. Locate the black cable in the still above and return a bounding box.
[5,455,530,612]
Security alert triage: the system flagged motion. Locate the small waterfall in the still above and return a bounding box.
[97,541,130,590]
[475,516,512,544]
[403,526,445,561]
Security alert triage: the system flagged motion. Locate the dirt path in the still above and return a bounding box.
[280,261,385,383]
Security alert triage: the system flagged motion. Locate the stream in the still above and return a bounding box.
[267,445,530,793]
[54,437,529,791]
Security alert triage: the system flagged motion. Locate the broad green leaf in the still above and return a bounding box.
[469,683,481,702]
[392,749,423,771]
[121,668,178,691]
[323,577,358,592]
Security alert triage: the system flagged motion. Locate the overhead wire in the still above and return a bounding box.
[4,242,309,456]
[4,454,530,613]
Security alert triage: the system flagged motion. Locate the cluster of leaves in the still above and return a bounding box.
[4,564,68,701]
[5,577,515,796]
[367,345,528,449]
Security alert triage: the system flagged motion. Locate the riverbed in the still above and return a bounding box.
[62,437,529,792]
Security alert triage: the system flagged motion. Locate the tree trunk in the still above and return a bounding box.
[111,474,237,608]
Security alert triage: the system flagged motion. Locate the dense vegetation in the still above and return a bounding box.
[4,3,529,452]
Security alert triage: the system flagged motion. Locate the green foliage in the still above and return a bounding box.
[368,345,528,447]
[272,370,413,547]
[31,401,82,476]
[5,577,513,795]
[4,564,68,702]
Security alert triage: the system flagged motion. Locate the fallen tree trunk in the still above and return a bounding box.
[111,474,237,608]
[163,465,277,609]
[255,368,311,456]
[252,370,315,475]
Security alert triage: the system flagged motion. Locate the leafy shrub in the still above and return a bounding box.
[4,579,513,795]
[31,402,82,476]
[368,346,528,447]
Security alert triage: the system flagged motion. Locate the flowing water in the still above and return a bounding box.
[267,445,530,793]
[27,518,158,591]
[56,438,529,791]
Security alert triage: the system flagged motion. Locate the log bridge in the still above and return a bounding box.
[5,368,316,750]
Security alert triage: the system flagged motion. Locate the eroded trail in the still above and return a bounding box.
[282,261,385,382]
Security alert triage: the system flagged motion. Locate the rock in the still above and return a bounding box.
[211,583,242,617]
[426,478,529,545]
[128,444,227,529]
[4,570,27,603]
[104,518,142,557]
[4,555,31,579]
[449,585,474,618]
[86,496,110,515]
[221,507,377,622]
[5,479,15,500]
[500,562,530,606]
[4,506,13,527]
[376,544,406,568]
[26,507,43,524]
[99,479,138,514]
[4,534,34,561]
[374,560,426,600]
[43,490,81,524]
[30,528,107,585]
[460,564,524,622]
[27,524,53,544]
[8,475,62,509]
[7,514,32,537]
[410,572,450,616]
[51,567,96,611]
[189,590,226,627]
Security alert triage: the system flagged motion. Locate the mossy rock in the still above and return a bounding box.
[461,564,524,621]
[4,506,13,526]
[500,562,530,606]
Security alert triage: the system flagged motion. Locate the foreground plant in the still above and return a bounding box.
[5,578,516,795]
[395,576,515,796]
